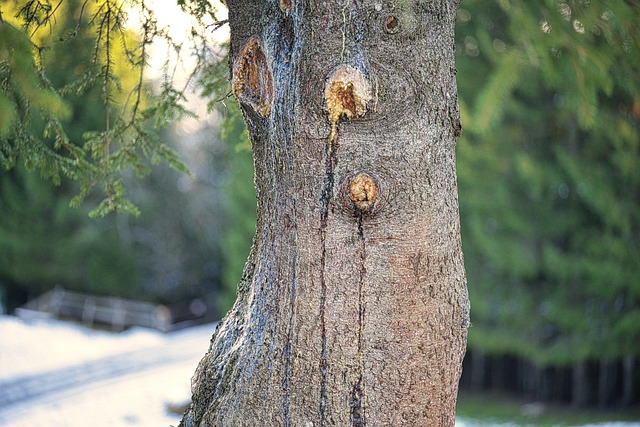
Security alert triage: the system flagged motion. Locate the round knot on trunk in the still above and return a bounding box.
[349,173,377,212]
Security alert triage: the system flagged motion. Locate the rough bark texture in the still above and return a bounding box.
[181,0,469,425]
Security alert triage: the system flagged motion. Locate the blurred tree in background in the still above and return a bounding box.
[455,0,640,407]
[0,165,141,306]
[121,121,227,310]
[0,0,227,315]
[0,0,143,307]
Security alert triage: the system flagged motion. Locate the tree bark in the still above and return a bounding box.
[181,0,468,425]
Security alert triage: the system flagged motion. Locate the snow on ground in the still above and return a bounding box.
[1,315,639,427]
[0,315,213,427]
[0,315,165,381]
[2,360,197,427]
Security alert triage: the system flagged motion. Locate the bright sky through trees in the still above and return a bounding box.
[128,0,228,81]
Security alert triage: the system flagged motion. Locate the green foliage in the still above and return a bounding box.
[0,2,143,308]
[0,0,232,314]
[0,0,193,216]
[0,19,73,183]
[0,22,69,135]
[177,0,223,23]
[121,150,227,307]
[457,0,640,366]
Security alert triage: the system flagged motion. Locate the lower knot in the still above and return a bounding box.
[349,173,377,212]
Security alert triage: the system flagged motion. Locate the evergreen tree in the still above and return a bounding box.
[0,0,192,216]
[456,0,640,403]
[0,165,141,308]
[122,122,228,308]
[0,0,144,309]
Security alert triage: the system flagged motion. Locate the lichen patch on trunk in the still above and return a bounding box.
[231,36,273,118]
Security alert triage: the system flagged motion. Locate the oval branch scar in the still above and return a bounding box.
[231,36,273,118]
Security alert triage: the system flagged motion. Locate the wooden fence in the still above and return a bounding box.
[16,286,172,332]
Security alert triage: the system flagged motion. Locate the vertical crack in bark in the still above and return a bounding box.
[282,199,300,425]
[320,61,372,426]
[350,375,364,427]
[252,238,283,422]
[351,213,366,426]
[318,229,329,427]
[318,125,338,426]
[282,252,297,426]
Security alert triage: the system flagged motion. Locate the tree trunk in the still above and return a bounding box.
[598,358,614,408]
[470,349,486,390]
[181,0,469,425]
[622,356,634,407]
[572,361,590,408]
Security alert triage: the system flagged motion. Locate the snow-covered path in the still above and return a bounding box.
[0,316,214,426]
[0,327,208,410]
